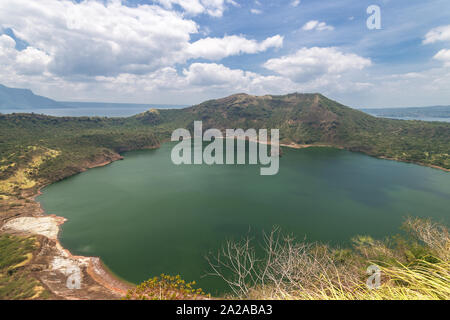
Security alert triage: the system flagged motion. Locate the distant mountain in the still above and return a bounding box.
[362,106,450,121]
[0,84,186,114]
[0,84,60,108]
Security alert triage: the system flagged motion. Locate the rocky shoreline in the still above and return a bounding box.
[0,152,134,300]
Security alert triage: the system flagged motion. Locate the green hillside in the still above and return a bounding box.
[1,93,449,195]
[152,93,450,168]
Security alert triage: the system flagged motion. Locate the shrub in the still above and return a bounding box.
[124,274,208,300]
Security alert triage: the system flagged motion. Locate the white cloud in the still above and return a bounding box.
[302,20,334,32]
[0,35,50,75]
[187,35,283,60]
[423,25,450,68]
[0,0,289,103]
[0,0,201,77]
[96,67,183,93]
[227,0,240,8]
[183,63,248,86]
[92,62,297,102]
[15,47,52,75]
[291,0,301,7]
[181,63,297,94]
[423,25,450,44]
[263,47,371,83]
[250,9,262,15]
[155,0,237,17]
[0,0,270,79]
[351,67,450,108]
[0,35,16,61]
[90,59,378,105]
[433,49,450,67]
[0,0,292,104]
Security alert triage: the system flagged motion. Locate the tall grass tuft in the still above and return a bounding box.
[207,218,449,300]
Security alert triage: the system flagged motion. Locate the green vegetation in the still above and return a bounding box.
[1,93,449,197]
[0,93,448,300]
[156,93,449,169]
[124,274,207,300]
[204,218,449,300]
[0,113,160,194]
[0,234,46,300]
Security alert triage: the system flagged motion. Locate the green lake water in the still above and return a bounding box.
[37,143,450,294]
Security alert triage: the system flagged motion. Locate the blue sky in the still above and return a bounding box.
[0,0,450,107]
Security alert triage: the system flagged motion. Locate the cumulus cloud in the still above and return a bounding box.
[0,0,290,102]
[302,20,334,32]
[0,34,16,61]
[183,63,249,86]
[15,47,52,75]
[91,59,375,104]
[433,49,450,67]
[263,47,371,83]
[92,62,297,101]
[423,25,450,67]
[187,35,283,60]
[0,0,275,79]
[0,0,201,77]
[0,34,51,75]
[181,63,299,95]
[423,25,450,44]
[96,67,183,93]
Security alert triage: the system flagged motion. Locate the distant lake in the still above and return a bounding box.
[361,106,450,123]
[0,102,186,117]
[364,115,450,123]
[37,143,450,295]
[378,116,450,123]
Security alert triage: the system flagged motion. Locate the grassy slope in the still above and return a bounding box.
[0,113,160,194]
[0,234,49,300]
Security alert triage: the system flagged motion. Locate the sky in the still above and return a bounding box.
[0,0,450,108]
